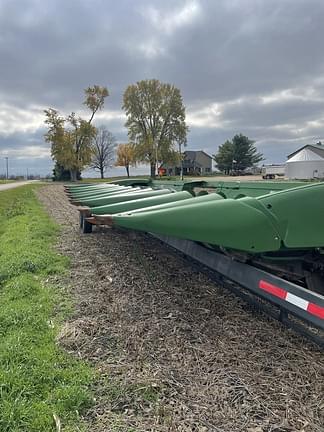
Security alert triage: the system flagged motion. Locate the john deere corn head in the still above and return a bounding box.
[65,179,324,345]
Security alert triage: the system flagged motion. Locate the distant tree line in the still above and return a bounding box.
[44,79,188,181]
[44,81,263,181]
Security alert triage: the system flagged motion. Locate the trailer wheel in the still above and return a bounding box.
[83,219,93,234]
[79,213,84,228]
[306,273,324,295]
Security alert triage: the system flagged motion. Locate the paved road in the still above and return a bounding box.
[0,180,40,192]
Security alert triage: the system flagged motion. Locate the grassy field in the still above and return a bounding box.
[0,180,15,184]
[0,186,93,432]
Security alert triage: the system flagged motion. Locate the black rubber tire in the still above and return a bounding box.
[83,219,93,234]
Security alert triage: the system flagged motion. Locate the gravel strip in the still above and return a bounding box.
[37,184,324,432]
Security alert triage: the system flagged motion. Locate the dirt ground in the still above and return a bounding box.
[37,184,324,432]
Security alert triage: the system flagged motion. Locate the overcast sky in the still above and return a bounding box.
[1,0,324,177]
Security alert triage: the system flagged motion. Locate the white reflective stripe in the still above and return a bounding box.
[286,292,309,310]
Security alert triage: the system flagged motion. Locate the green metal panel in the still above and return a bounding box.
[110,177,307,197]
[257,182,324,248]
[118,192,225,216]
[70,186,138,199]
[66,183,117,192]
[68,184,123,193]
[90,191,192,214]
[205,180,306,198]
[69,186,128,197]
[67,178,308,198]
[150,180,205,192]
[112,178,151,187]
[112,196,280,252]
[74,187,148,201]
[80,189,172,207]
[65,183,98,189]
[71,189,141,203]
[73,188,144,204]
[111,183,324,253]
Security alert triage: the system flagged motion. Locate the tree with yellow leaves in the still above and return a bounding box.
[115,143,136,177]
[44,85,109,181]
[123,79,188,178]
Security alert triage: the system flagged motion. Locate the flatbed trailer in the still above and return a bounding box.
[153,235,324,348]
[65,179,324,347]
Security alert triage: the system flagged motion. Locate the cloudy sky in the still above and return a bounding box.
[1,0,324,177]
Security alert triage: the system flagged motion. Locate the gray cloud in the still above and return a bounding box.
[221,97,324,128]
[1,0,324,174]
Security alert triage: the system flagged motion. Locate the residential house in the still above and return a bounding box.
[161,150,213,176]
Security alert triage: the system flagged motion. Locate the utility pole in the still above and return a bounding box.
[5,157,8,180]
[155,139,158,178]
[179,142,184,180]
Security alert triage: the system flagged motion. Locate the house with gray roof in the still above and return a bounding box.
[161,150,213,176]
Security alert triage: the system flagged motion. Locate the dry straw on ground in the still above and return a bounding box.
[37,185,324,432]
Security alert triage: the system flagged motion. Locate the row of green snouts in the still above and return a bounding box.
[65,177,306,200]
[65,181,324,255]
[96,182,324,254]
[110,177,307,198]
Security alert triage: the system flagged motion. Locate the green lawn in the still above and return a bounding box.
[0,186,93,432]
[0,180,15,184]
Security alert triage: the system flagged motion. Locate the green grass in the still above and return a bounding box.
[0,180,15,184]
[0,186,93,432]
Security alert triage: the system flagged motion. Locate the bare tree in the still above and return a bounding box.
[91,126,117,178]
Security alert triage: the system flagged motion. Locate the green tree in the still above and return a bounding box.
[213,140,234,175]
[122,79,188,178]
[52,161,81,181]
[44,85,109,181]
[214,134,263,174]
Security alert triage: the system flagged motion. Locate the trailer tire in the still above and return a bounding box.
[79,213,84,228]
[83,219,93,234]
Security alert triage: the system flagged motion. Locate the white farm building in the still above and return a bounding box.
[285,143,324,180]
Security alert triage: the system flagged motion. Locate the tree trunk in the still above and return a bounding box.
[150,162,156,178]
[126,165,130,178]
[70,169,77,182]
[100,167,104,179]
